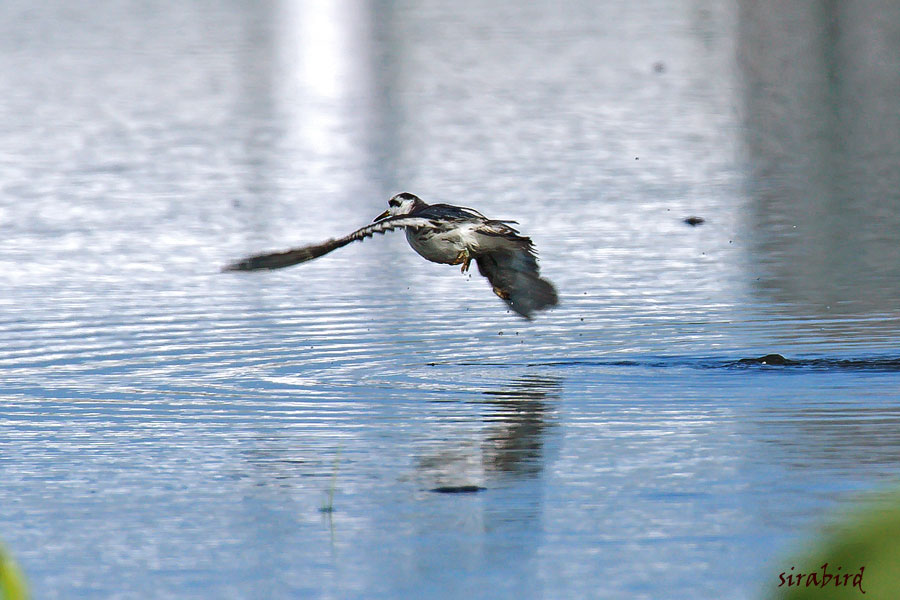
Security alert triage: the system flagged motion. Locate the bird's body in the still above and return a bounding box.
[404,208,483,264]
[401,204,515,265]
[223,193,558,319]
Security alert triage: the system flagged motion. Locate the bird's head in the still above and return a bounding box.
[374,192,425,222]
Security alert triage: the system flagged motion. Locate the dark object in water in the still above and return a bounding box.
[429,485,486,494]
[737,353,797,366]
[730,354,900,371]
[683,216,705,226]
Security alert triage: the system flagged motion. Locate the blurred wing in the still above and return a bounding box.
[474,236,558,319]
[222,216,434,271]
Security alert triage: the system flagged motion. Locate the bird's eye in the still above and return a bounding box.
[389,199,400,207]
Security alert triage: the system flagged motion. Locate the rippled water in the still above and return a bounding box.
[2,1,900,598]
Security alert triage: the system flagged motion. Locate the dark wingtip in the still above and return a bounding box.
[507,277,559,320]
[509,305,535,320]
[221,255,285,272]
[221,259,254,272]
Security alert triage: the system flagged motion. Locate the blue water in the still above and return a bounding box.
[2,1,900,598]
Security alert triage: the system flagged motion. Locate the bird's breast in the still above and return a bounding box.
[405,228,467,264]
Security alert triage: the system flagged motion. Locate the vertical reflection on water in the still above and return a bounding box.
[406,375,560,599]
[737,1,900,319]
[231,3,279,210]
[414,375,560,488]
[230,0,386,247]
[480,376,559,478]
[276,0,373,158]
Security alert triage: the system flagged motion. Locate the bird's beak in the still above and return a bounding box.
[373,209,390,222]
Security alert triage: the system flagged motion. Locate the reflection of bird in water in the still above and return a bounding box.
[416,374,561,492]
[223,192,558,319]
[481,375,559,476]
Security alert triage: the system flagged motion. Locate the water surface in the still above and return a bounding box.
[2,1,899,598]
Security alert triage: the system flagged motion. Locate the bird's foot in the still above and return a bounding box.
[455,249,472,273]
[492,286,510,300]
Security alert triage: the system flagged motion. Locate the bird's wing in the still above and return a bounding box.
[473,233,558,319]
[222,216,435,271]
[413,203,490,222]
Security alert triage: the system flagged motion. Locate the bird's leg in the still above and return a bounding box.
[455,249,472,273]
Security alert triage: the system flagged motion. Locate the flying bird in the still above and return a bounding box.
[223,192,558,319]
